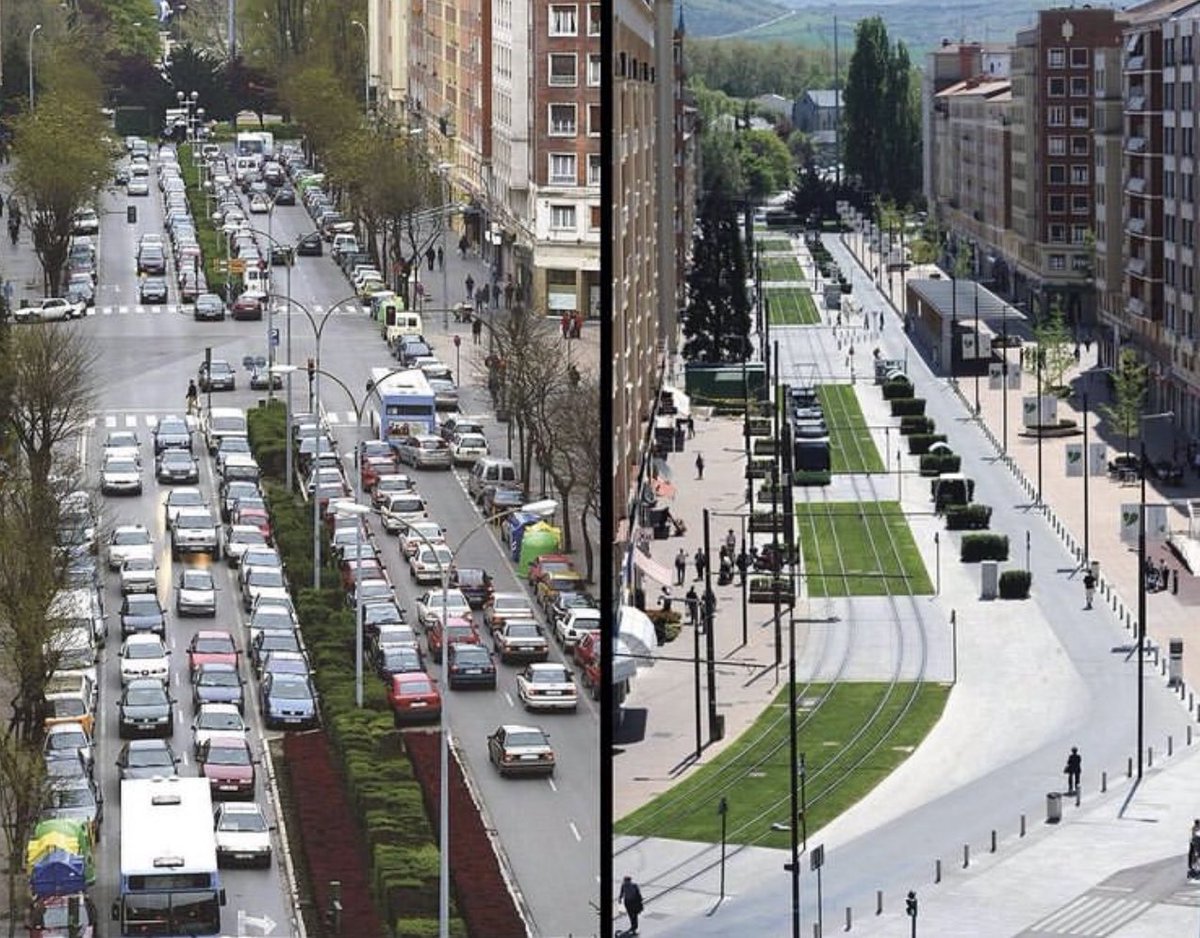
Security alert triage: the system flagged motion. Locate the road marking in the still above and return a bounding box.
[1027,894,1154,935]
[568,820,581,842]
[547,777,558,792]
[503,690,515,708]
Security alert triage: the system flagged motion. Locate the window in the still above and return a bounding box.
[549,4,577,36]
[1186,218,1195,247]
[1071,136,1089,156]
[550,204,576,230]
[1185,173,1194,204]
[589,204,601,230]
[549,53,577,86]
[1166,37,1176,66]
[1048,76,1066,96]
[1048,165,1067,184]
[1166,127,1177,155]
[1048,105,1066,126]
[1072,194,1090,214]
[1166,83,1176,110]
[1070,105,1089,127]
[1071,165,1089,185]
[1049,223,1066,243]
[1166,302,1176,330]
[1070,77,1088,96]
[1049,254,1067,270]
[588,3,601,35]
[549,153,577,185]
[1185,264,1195,294]
[1048,136,1066,156]
[1048,47,1066,68]
[1072,254,1090,270]
[1049,194,1066,213]
[1072,225,1089,244]
[1185,35,1194,64]
[1166,213,1177,241]
[1166,259,1177,287]
[1186,83,1194,109]
[1186,127,1195,157]
[549,104,577,136]
[588,104,601,136]
[1166,170,1177,198]
[588,154,601,187]
[1071,47,1089,68]
[588,54,601,86]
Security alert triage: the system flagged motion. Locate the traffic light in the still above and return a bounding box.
[906,890,918,917]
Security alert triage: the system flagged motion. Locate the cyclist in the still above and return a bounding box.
[185,379,199,416]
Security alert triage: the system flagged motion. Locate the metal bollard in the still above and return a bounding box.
[813,924,820,938]
[1074,789,1080,808]
[1189,726,1193,747]
[1149,746,1154,768]
[1128,757,1133,778]
[963,844,970,868]
[1190,692,1194,712]
[935,858,942,883]
[876,890,883,915]
[1169,735,1174,757]
[844,907,851,932]
[1101,771,1107,793]
[990,830,997,853]
[1020,814,1026,837]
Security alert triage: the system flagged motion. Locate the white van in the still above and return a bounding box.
[383,309,423,347]
[234,154,261,182]
[204,407,248,454]
[468,457,520,503]
[49,588,106,648]
[243,264,270,294]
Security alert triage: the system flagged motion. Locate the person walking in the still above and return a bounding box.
[735,549,748,586]
[426,246,435,271]
[472,316,483,345]
[658,586,673,613]
[695,452,705,480]
[436,245,444,270]
[674,548,687,586]
[619,876,644,935]
[693,547,707,583]
[561,312,570,338]
[724,529,737,557]
[685,585,699,627]
[1064,747,1082,795]
[1083,571,1096,610]
[465,273,475,300]
[686,414,695,439]
[458,234,469,258]
[1173,567,1180,595]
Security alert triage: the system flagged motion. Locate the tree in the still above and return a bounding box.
[738,128,794,201]
[682,187,751,364]
[163,43,237,122]
[0,732,49,938]
[11,61,114,295]
[1100,349,1149,457]
[278,62,360,163]
[1033,301,1075,391]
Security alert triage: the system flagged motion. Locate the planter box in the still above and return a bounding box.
[999,569,1031,598]
[961,533,1010,562]
[919,453,961,477]
[945,504,991,530]
[746,458,774,480]
[753,439,779,457]
[748,577,795,604]
[881,380,916,401]
[908,433,949,456]
[891,397,927,418]
[900,416,934,437]
[793,469,831,487]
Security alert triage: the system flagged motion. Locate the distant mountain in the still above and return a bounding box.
[693,0,1065,58]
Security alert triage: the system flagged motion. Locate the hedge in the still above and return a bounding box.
[793,469,831,486]
[891,397,927,417]
[960,533,1010,562]
[931,476,974,511]
[644,608,682,644]
[945,504,992,530]
[881,379,916,400]
[900,416,934,437]
[753,438,779,456]
[908,433,948,455]
[919,452,961,476]
[999,569,1032,598]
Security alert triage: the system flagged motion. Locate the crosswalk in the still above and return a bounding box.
[1023,893,1154,936]
[90,410,363,429]
[84,304,364,317]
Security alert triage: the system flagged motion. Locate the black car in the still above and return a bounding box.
[139,276,169,304]
[296,232,323,256]
[137,247,166,275]
[153,416,192,454]
[117,678,174,738]
[116,739,179,781]
[194,293,226,321]
[251,630,303,677]
[199,359,237,392]
[156,449,200,484]
[449,567,494,610]
[273,185,296,206]
[446,642,497,690]
[376,645,425,681]
[119,593,166,638]
[270,245,294,266]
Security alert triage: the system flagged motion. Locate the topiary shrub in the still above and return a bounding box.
[891,397,927,417]
[960,533,1010,562]
[645,609,682,643]
[919,452,961,476]
[999,569,1032,598]
[931,476,974,510]
[909,433,949,455]
[881,379,916,400]
[793,469,831,486]
[900,416,934,436]
[753,438,778,456]
[945,504,992,530]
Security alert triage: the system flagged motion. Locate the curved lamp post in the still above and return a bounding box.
[28,25,42,111]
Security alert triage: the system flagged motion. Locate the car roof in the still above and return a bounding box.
[500,723,545,735]
[123,633,165,646]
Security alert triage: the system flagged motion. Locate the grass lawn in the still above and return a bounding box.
[758,238,793,252]
[819,385,884,474]
[615,681,950,847]
[766,287,819,325]
[762,256,806,282]
[794,501,933,597]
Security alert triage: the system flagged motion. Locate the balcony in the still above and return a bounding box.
[1128,93,1147,111]
[1126,136,1147,153]
[1128,257,1147,276]
[1127,176,1147,194]
[1129,296,1146,317]
[1127,217,1147,234]
[1127,54,1146,70]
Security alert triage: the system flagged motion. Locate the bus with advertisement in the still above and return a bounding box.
[370,367,439,443]
[113,777,225,936]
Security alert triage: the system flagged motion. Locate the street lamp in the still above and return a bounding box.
[269,364,299,495]
[28,24,42,111]
[335,501,372,708]
[351,19,370,111]
[438,162,453,330]
[395,498,557,938]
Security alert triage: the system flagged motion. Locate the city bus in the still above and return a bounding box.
[370,367,439,441]
[113,777,225,936]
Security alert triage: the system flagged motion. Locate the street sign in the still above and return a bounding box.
[810,844,824,870]
[270,328,280,347]
[214,261,229,273]
[228,258,247,275]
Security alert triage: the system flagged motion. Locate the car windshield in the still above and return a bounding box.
[124,557,155,571]
[177,513,211,529]
[249,569,284,587]
[47,698,85,718]
[198,711,242,731]
[158,420,187,435]
[220,438,250,452]
[401,678,434,695]
[194,636,234,654]
[363,442,391,458]
[46,731,87,752]
[505,731,548,748]
[205,745,249,766]
[459,434,486,447]
[125,643,163,659]
[447,626,479,643]
[169,492,204,507]
[252,611,294,631]
[126,597,161,615]
[127,747,172,767]
[531,667,570,684]
[384,649,420,668]
[107,433,138,448]
[270,678,312,699]
[114,530,150,546]
[126,687,166,705]
[218,810,266,833]
[105,458,138,474]
[200,669,239,687]
[162,452,192,466]
[58,648,93,670]
[496,597,530,613]
[48,783,95,808]
[507,624,541,638]
[181,572,212,590]
[232,530,268,546]
[260,634,300,652]
[419,547,454,564]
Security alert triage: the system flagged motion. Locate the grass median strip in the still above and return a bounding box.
[818,385,884,474]
[615,681,950,847]
[762,256,806,282]
[766,287,819,325]
[794,501,933,597]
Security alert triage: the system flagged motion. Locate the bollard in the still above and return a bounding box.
[844,907,851,932]
[963,844,970,868]
[1149,746,1154,768]
[1189,726,1194,747]
[813,924,820,938]
[1020,814,1026,837]
[1190,692,1194,712]
[1128,757,1133,778]
[876,890,883,915]
[1101,771,1107,793]
[935,858,942,883]
[1075,788,1080,808]
[1170,735,1174,758]
[990,830,997,853]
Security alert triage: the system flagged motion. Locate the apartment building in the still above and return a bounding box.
[367,0,407,112]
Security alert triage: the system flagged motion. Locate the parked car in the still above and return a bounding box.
[387,672,441,724]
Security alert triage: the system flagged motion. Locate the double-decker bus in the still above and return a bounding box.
[370,367,439,440]
[114,777,225,936]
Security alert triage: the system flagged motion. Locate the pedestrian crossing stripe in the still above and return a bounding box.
[93,411,360,429]
[1024,894,1153,935]
[86,304,363,317]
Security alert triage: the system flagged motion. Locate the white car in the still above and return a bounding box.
[127,177,150,196]
[12,297,83,322]
[224,524,269,567]
[164,487,207,528]
[176,567,217,616]
[191,703,248,755]
[556,607,602,651]
[107,525,154,571]
[104,430,142,464]
[241,566,289,611]
[398,520,446,558]
[248,193,272,214]
[120,556,159,595]
[415,588,471,626]
[119,634,171,685]
[450,432,489,466]
[214,802,272,867]
[100,455,143,496]
[408,544,455,584]
[379,492,427,534]
[515,662,578,712]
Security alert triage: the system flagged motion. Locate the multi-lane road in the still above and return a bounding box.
[78,143,599,936]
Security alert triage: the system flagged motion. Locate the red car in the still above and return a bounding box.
[230,290,265,321]
[387,672,441,724]
[527,554,576,587]
[359,440,398,490]
[426,616,480,663]
[187,629,239,673]
[28,893,97,937]
[573,628,602,670]
[233,505,272,542]
[196,735,256,799]
[341,557,384,593]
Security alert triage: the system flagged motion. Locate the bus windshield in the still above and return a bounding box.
[122,891,220,935]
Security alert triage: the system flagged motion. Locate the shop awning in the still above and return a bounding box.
[631,550,673,586]
[619,605,659,660]
[612,638,638,683]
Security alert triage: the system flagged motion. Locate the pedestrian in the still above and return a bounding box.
[2,280,11,311]
[674,548,687,586]
[435,245,444,270]
[472,316,483,345]
[1064,746,1082,795]
[458,234,469,258]
[658,586,673,613]
[686,414,695,439]
[879,310,885,331]
[735,550,748,585]
[1083,571,1096,609]
[685,585,699,627]
[8,217,17,246]
[491,282,500,306]
[1173,567,1180,595]
[724,529,736,557]
[574,311,584,337]
[619,876,644,935]
[465,274,475,299]
[426,246,435,271]
[693,547,707,582]
[863,308,869,330]
[1189,819,1200,877]
[1160,559,1170,593]
[695,452,705,480]
[561,312,570,338]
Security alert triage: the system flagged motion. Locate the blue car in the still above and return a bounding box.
[119,594,166,638]
[191,662,245,713]
[259,673,319,729]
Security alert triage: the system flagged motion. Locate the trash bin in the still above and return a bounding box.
[1170,638,1184,687]
[1046,791,1062,824]
[980,560,999,599]
[127,205,137,224]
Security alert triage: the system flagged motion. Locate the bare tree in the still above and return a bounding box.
[539,376,600,578]
[0,731,49,938]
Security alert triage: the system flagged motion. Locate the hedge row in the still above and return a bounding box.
[960,533,1010,562]
[891,397,926,418]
